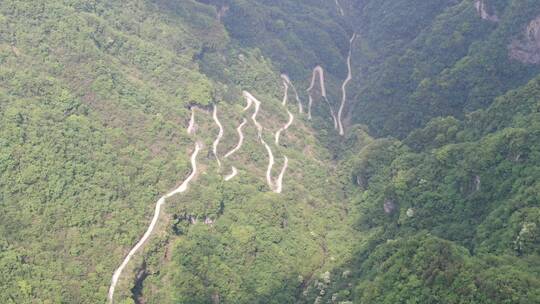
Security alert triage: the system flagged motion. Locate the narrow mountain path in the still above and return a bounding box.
[334,0,344,16]
[306,67,320,119]
[224,118,247,158]
[281,75,289,106]
[108,141,202,303]
[243,93,253,112]
[212,104,224,168]
[224,166,238,181]
[243,91,287,193]
[243,91,275,190]
[275,77,295,145]
[307,67,327,101]
[274,156,289,194]
[187,108,196,135]
[273,81,292,190]
[475,0,499,22]
[325,96,338,130]
[244,91,263,138]
[275,110,294,145]
[337,33,356,136]
[263,140,275,190]
[307,66,338,128]
[281,74,303,113]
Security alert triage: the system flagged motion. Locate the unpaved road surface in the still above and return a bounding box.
[225,118,247,158]
[108,142,202,303]
[338,33,356,136]
[212,105,224,168]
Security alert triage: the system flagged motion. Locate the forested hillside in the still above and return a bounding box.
[0,0,539,303]
[348,0,540,137]
[301,71,540,304]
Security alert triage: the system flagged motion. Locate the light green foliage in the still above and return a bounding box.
[0,0,222,302]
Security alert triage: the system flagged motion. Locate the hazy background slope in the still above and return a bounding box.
[348,0,540,137]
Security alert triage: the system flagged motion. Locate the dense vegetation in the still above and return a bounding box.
[0,0,539,303]
[304,73,540,304]
[0,0,216,302]
[349,0,540,137]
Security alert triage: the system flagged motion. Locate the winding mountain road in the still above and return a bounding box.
[263,139,275,190]
[334,0,344,16]
[243,93,253,112]
[274,156,289,194]
[275,109,294,145]
[243,91,263,138]
[108,142,202,303]
[187,108,196,135]
[307,66,338,128]
[281,74,303,113]
[275,76,295,145]
[475,0,499,22]
[308,66,327,97]
[281,75,289,106]
[224,166,238,181]
[224,118,247,158]
[337,33,356,136]
[109,16,353,300]
[212,105,224,168]
[243,91,275,189]
[242,91,289,193]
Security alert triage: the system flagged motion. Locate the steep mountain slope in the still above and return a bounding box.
[300,70,540,304]
[1,0,539,304]
[209,0,540,140]
[0,1,357,303]
[348,0,540,137]
[0,1,220,302]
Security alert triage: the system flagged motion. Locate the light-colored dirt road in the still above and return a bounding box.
[243,91,275,190]
[224,118,247,158]
[224,166,238,181]
[243,91,263,138]
[212,105,224,168]
[337,33,356,136]
[242,91,288,193]
[243,93,253,112]
[108,142,202,303]
[275,109,294,145]
[187,108,196,135]
[307,66,338,128]
[475,0,499,22]
[281,74,303,113]
[281,75,289,106]
[274,156,289,194]
[335,0,344,16]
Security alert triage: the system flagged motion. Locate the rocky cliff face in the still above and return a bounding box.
[510,16,540,64]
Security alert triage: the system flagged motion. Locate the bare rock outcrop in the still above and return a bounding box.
[510,16,540,64]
